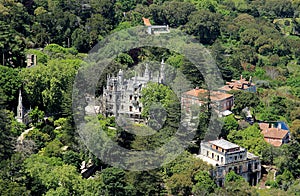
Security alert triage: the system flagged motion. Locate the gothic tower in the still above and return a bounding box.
[159,59,165,84]
[144,63,150,81]
[16,89,24,123]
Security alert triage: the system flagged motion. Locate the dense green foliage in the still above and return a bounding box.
[0,0,300,195]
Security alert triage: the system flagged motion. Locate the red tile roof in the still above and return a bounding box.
[266,140,283,147]
[261,128,289,139]
[219,76,255,92]
[259,123,269,131]
[183,89,233,101]
[143,17,151,26]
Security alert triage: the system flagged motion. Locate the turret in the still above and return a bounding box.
[159,59,165,84]
[144,63,150,81]
[118,69,124,84]
[16,89,24,123]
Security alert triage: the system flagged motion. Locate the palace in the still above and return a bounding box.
[102,60,165,122]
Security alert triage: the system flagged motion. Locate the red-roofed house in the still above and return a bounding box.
[259,123,289,147]
[142,17,170,35]
[181,88,234,113]
[219,75,256,93]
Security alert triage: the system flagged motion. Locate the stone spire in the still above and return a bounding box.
[16,89,24,123]
[134,71,137,84]
[144,63,150,81]
[159,59,165,84]
[118,69,124,84]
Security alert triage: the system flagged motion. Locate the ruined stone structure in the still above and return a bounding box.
[102,60,165,122]
[197,139,261,187]
[26,54,37,68]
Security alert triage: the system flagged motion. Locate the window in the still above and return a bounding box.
[240,155,243,159]
[216,146,218,150]
[255,163,258,170]
[129,95,132,100]
[121,105,124,109]
[217,155,219,161]
[139,107,142,112]
[129,106,133,111]
[207,151,209,156]
[248,163,252,171]
[212,153,214,159]
[109,95,112,100]
[234,156,237,160]
[221,157,223,163]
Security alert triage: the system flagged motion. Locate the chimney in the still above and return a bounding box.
[249,76,252,86]
[240,75,243,80]
[195,86,199,90]
[278,122,282,130]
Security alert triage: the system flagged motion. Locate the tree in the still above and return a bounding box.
[223,171,257,195]
[0,66,21,109]
[166,172,194,195]
[192,171,217,195]
[29,106,44,127]
[227,124,269,156]
[274,141,300,178]
[186,10,221,44]
[263,0,294,18]
[0,92,15,161]
[229,90,260,114]
[127,170,163,195]
[140,82,180,124]
[101,167,134,195]
[164,152,212,195]
[291,120,300,142]
[162,1,196,27]
[220,114,238,139]
[71,28,90,52]
[24,154,102,195]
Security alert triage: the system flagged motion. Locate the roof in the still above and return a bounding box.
[259,123,269,131]
[247,152,259,159]
[184,88,207,97]
[183,89,233,101]
[143,17,151,26]
[222,110,232,116]
[209,139,239,150]
[262,128,289,139]
[266,140,283,147]
[275,121,289,130]
[219,76,255,92]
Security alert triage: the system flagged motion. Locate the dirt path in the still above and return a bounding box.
[17,127,34,144]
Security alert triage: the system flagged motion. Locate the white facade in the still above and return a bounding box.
[197,139,261,187]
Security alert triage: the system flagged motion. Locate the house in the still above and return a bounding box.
[102,60,165,123]
[259,122,289,147]
[197,139,261,186]
[181,88,234,114]
[143,17,170,35]
[219,75,256,93]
